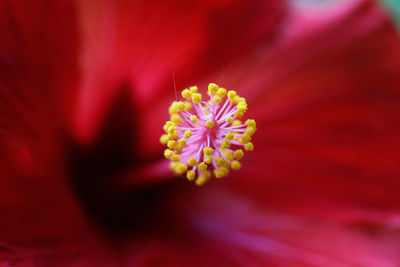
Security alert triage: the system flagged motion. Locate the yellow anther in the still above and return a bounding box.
[226,116,232,124]
[169,102,179,114]
[195,171,211,186]
[170,114,182,124]
[167,126,177,139]
[187,157,198,167]
[159,134,169,145]
[164,149,173,159]
[237,102,248,113]
[178,138,186,146]
[220,166,229,175]
[241,134,251,144]
[223,164,231,171]
[184,130,192,138]
[189,86,198,93]
[232,120,242,126]
[225,132,234,140]
[244,142,254,151]
[231,160,241,170]
[177,101,185,111]
[163,121,175,132]
[204,155,212,164]
[208,83,219,95]
[190,115,198,122]
[222,160,230,169]
[221,149,234,161]
[192,93,202,104]
[167,140,177,150]
[213,95,222,103]
[168,131,177,139]
[174,163,187,175]
[171,153,181,162]
[206,120,215,128]
[203,147,214,156]
[245,119,256,128]
[239,97,247,104]
[215,157,225,167]
[234,149,244,160]
[235,111,244,119]
[221,139,230,148]
[166,128,176,137]
[174,144,183,152]
[181,89,191,100]
[246,127,256,136]
[198,162,207,172]
[216,88,227,98]
[213,169,225,179]
[167,124,176,133]
[231,95,240,104]
[227,90,237,99]
[169,162,175,171]
[184,101,192,110]
[186,170,196,181]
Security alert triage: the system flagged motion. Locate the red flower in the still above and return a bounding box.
[0,0,400,266]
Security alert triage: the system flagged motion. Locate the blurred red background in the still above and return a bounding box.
[0,0,399,266]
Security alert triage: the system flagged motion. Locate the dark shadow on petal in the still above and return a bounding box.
[66,84,183,237]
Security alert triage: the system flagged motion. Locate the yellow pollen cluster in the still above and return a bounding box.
[160,83,256,186]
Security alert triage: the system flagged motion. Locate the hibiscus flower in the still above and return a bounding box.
[0,0,399,266]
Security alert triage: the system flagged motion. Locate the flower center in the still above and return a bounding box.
[160,83,256,186]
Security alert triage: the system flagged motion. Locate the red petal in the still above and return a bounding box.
[0,0,90,245]
[69,190,400,266]
[173,190,400,266]
[72,0,286,150]
[5,189,398,266]
[223,1,400,218]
